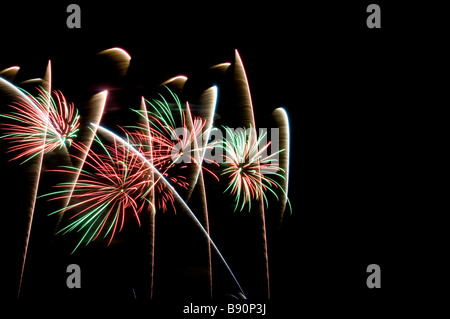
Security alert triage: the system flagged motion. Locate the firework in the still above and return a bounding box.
[185,86,219,299]
[0,87,80,163]
[185,86,221,188]
[219,125,287,212]
[41,130,154,253]
[91,124,247,299]
[126,85,218,298]
[129,87,214,212]
[0,48,293,300]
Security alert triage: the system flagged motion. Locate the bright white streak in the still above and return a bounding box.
[234,50,257,129]
[19,78,42,85]
[274,107,290,201]
[99,47,132,61]
[209,62,231,70]
[234,49,270,299]
[137,95,156,299]
[0,77,57,133]
[91,123,247,299]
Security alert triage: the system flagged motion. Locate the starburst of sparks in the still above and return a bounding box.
[40,131,154,253]
[128,87,215,212]
[0,88,80,163]
[219,125,288,212]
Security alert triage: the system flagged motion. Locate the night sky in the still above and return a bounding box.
[0,1,432,317]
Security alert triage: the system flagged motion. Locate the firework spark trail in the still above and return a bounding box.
[92,123,247,299]
[1,61,53,298]
[134,96,156,299]
[160,75,188,91]
[184,86,219,298]
[0,89,80,161]
[129,87,213,212]
[128,87,217,298]
[97,47,131,78]
[233,49,271,298]
[272,107,292,224]
[196,169,213,298]
[185,86,220,195]
[0,70,80,164]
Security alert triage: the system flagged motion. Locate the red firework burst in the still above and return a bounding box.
[0,88,80,163]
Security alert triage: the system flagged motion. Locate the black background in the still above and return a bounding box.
[0,1,437,317]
